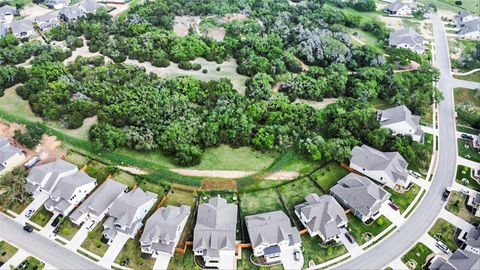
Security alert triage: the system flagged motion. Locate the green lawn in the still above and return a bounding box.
[347,214,392,245]
[240,189,283,216]
[16,256,45,270]
[446,191,480,224]
[163,189,195,207]
[57,217,81,241]
[29,205,53,227]
[138,181,167,196]
[457,139,480,163]
[168,246,195,269]
[419,0,478,14]
[369,98,391,110]
[457,125,480,135]
[278,178,323,212]
[385,184,421,214]
[401,243,433,270]
[64,151,89,167]
[310,162,349,192]
[80,219,109,257]
[301,235,348,266]
[0,241,18,265]
[112,170,137,188]
[191,145,277,171]
[114,237,155,270]
[428,219,457,252]
[84,161,115,183]
[456,165,480,191]
[267,149,318,174]
[453,71,480,83]
[424,133,434,149]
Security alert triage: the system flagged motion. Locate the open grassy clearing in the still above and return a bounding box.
[80,218,109,257]
[454,88,480,107]
[0,241,18,265]
[386,184,420,214]
[278,177,323,212]
[401,243,433,270]
[310,162,349,192]
[114,236,155,270]
[112,170,137,188]
[347,214,392,245]
[64,151,89,167]
[456,165,480,191]
[16,256,45,270]
[240,189,283,216]
[446,191,480,224]
[85,161,114,184]
[453,71,480,83]
[57,217,81,241]
[457,139,480,163]
[428,218,458,252]
[138,181,167,197]
[163,189,196,207]
[420,0,479,14]
[267,149,318,174]
[29,205,53,227]
[301,234,348,266]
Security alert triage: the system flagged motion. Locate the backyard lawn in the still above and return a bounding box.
[84,161,115,184]
[168,246,195,269]
[457,139,480,163]
[0,241,18,265]
[112,170,137,188]
[114,237,155,270]
[446,191,480,224]
[163,189,196,207]
[138,181,167,196]
[16,256,45,270]
[456,165,480,191]
[301,235,348,266]
[64,151,89,167]
[401,243,433,270]
[428,219,458,252]
[80,219,109,257]
[278,178,323,212]
[240,189,283,216]
[347,214,392,245]
[57,217,81,241]
[310,162,349,192]
[267,149,318,174]
[385,184,421,214]
[29,205,54,227]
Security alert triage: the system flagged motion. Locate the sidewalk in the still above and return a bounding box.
[457,157,480,170]
[419,234,444,255]
[438,208,474,232]
[0,249,29,270]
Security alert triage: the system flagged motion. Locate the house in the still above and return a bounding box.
[294,194,347,242]
[458,225,480,255]
[384,1,412,16]
[0,5,16,23]
[44,171,96,216]
[0,22,8,37]
[428,249,479,270]
[330,173,391,223]
[173,16,200,37]
[102,188,157,243]
[349,144,410,189]
[466,193,480,217]
[59,6,85,22]
[389,27,426,54]
[458,19,480,40]
[35,12,60,31]
[69,178,128,226]
[140,205,191,258]
[193,196,238,270]
[245,210,302,268]
[78,0,104,14]
[377,105,423,142]
[0,137,26,176]
[11,19,34,38]
[454,11,478,24]
[45,0,70,10]
[25,159,78,196]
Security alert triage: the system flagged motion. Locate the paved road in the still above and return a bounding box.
[0,214,104,269]
[334,14,479,269]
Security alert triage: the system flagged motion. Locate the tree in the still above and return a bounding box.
[13,122,46,149]
[245,73,274,100]
[89,123,127,151]
[0,168,29,209]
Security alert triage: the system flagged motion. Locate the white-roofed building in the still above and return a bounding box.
[0,137,25,176]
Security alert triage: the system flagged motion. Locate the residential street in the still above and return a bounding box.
[333,14,479,269]
[0,214,103,269]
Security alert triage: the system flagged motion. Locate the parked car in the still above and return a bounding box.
[86,220,95,230]
[442,188,451,201]
[24,156,41,169]
[345,232,356,243]
[53,226,60,234]
[436,241,450,254]
[24,209,34,218]
[294,251,300,261]
[23,225,33,233]
[388,201,400,211]
[461,134,474,140]
[51,214,63,227]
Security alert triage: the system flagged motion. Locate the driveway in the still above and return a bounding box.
[279,248,303,270]
[98,233,129,268]
[16,192,49,224]
[338,228,362,257]
[66,220,98,250]
[380,203,405,227]
[153,253,171,270]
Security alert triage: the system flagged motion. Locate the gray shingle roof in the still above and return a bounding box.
[0,22,8,37]
[78,0,103,13]
[448,249,479,270]
[11,19,33,35]
[330,173,391,217]
[385,1,409,12]
[70,178,127,221]
[459,19,480,35]
[49,171,96,201]
[106,188,157,229]
[0,5,16,16]
[0,137,23,164]
[193,196,237,256]
[60,6,85,21]
[26,159,78,192]
[466,225,480,248]
[377,105,423,136]
[350,145,409,184]
[140,205,191,255]
[389,27,425,49]
[35,12,59,24]
[295,194,347,240]
[245,210,300,248]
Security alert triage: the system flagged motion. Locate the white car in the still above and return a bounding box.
[86,220,96,230]
[25,209,34,218]
[436,241,450,254]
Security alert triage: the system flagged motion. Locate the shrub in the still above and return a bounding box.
[455,1,462,5]
[202,69,208,73]
[216,67,221,71]
[178,61,193,70]
[13,122,46,149]
[376,218,384,226]
[192,63,202,70]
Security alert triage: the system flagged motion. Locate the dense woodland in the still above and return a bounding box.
[0,0,440,167]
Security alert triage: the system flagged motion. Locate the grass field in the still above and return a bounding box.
[401,243,433,270]
[168,246,195,269]
[457,125,480,135]
[446,191,480,224]
[278,178,323,212]
[65,151,89,167]
[138,181,167,196]
[29,205,53,227]
[457,139,480,163]
[301,235,348,266]
[163,189,196,207]
[311,162,349,192]
[114,237,155,270]
[267,149,318,174]
[81,219,109,257]
[85,161,114,183]
[57,217,81,241]
[453,71,480,83]
[456,165,480,191]
[386,184,421,214]
[419,0,479,14]
[240,189,283,216]
[0,241,18,264]
[16,256,45,270]
[428,218,457,252]
[347,215,392,245]
[112,170,137,188]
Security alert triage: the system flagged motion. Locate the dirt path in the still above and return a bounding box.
[170,168,300,180]
[118,166,149,175]
[294,98,338,109]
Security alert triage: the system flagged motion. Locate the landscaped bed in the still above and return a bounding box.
[347,214,392,245]
[57,217,81,241]
[29,205,54,227]
[301,235,348,266]
[400,243,432,270]
[0,241,18,265]
[310,162,349,192]
[278,177,323,212]
[240,189,283,216]
[428,218,457,252]
[80,219,109,257]
[114,237,155,270]
[446,191,480,224]
[456,165,480,191]
[386,184,421,214]
[16,256,45,270]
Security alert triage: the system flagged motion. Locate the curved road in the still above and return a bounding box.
[335,14,479,270]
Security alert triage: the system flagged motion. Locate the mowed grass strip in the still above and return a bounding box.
[0,240,18,263]
[29,205,54,227]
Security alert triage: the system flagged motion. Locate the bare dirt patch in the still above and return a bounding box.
[117,165,149,175]
[294,98,338,109]
[20,4,52,21]
[263,171,300,180]
[201,179,237,190]
[171,169,254,178]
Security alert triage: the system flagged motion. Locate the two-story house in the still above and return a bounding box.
[0,137,25,176]
[25,159,78,196]
[11,19,34,39]
[389,27,426,54]
[384,1,412,16]
[35,13,60,31]
[377,105,423,142]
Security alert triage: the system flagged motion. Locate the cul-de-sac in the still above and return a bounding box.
[0,0,478,269]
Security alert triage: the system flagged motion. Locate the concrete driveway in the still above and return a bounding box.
[280,247,303,270]
[339,227,362,257]
[16,192,49,224]
[66,220,98,250]
[98,233,129,268]
[379,203,405,227]
[153,253,172,270]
